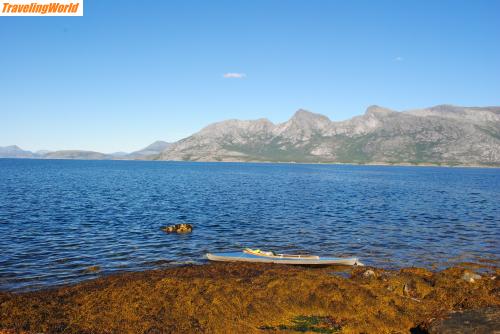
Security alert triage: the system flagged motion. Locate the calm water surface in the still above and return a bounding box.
[0,159,499,290]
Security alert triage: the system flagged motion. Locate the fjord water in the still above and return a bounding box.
[0,159,498,291]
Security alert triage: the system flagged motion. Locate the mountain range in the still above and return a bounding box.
[0,141,171,160]
[2,105,500,166]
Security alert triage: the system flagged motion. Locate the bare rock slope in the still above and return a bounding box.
[159,105,500,166]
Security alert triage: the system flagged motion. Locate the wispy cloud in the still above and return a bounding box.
[394,56,404,62]
[223,72,246,79]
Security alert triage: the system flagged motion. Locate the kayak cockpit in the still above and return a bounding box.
[243,248,320,259]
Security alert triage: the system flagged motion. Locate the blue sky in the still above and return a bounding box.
[1,0,499,153]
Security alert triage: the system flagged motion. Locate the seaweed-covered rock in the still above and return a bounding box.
[161,223,193,234]
[0,264,497,334]
[427,307,500,334]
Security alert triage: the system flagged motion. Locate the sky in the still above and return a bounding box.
[1,0,499,153]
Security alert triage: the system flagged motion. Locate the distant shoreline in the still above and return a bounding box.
[1,156,499,169]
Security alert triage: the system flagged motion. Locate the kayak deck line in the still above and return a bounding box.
[243,248,320,259]
[206,250,363,266]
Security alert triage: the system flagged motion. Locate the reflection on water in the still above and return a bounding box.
[0,159,498,290]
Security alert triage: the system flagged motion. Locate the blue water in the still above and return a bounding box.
[0,159,499,291]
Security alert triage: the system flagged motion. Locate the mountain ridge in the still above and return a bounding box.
[2,104,500,166]
[0,141,171,160]
[159,105,500,166]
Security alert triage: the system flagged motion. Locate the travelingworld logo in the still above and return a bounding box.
[1,0,83,16]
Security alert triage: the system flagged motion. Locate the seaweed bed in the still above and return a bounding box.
[0,262,499,333]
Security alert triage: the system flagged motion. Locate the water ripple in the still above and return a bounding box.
[0,159,499,291]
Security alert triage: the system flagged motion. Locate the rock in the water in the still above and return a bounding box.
[83,265,101,273]
[461,271,482,283]
[161,223,193,234]
[427,307,500,334]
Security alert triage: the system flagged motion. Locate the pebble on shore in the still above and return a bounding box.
[362,269,376,278]
[461,271,482,283]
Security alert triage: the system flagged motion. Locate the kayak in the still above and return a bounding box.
[206,248,363,266]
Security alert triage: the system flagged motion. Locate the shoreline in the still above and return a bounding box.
[1,157,500,169]
[1,262,498,333]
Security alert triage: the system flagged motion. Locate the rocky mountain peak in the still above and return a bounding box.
[274,109,331,139]
[365,105,394,116]
[144,141,171,151]
[428,104,459,112]
[291,109,330,122]
[406,105,500,124]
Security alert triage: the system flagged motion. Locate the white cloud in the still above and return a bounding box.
[223,72,246,79]
[394,56,404,62]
